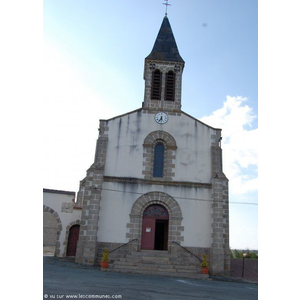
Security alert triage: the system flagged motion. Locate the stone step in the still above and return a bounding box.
[119,257,142,263]
[167,259,200,266]
[112,264,139,270]
[129,250,178,258]
[113,262,200,272]
[156,267,177,273]
[122,256,201,266]
[113,261,137,267]
[141,256,170,263]
[174,264,197,270]
[112,262,201,273]
[114,261,173,269]
[175,268,200,273]
[122,257,171,264]
[116,257,201,267]
[123,256,166,262]
[172,255,202,262]
[109,249,206,280]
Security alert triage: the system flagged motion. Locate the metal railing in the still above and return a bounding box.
[109,238,138,254]
[172,241,203,263]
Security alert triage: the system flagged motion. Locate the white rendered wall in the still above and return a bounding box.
[97,181,212,248]
[103,110,218,183]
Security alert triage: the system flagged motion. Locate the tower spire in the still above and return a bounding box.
[162,0,171,16]
[143,15,185,112]
[145,16,184,63]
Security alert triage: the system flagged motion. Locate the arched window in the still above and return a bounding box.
[165,71,175,101]
[143,131,177,181]
[151,69,162,100]
[153,143,164,177]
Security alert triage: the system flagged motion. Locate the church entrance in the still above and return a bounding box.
[66,225,80,256]
[141,205,169,250]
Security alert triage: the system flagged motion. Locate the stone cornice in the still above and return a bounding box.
[103,176,212,189]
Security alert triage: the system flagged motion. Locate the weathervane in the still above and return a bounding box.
[162,0,171,16]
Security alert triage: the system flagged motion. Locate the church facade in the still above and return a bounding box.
[44,16,230,277]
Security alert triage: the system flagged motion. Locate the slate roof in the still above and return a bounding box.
[146,16,184,63]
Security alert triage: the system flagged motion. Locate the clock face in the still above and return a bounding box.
[154,112,169,124]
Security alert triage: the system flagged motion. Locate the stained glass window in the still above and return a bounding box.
[144,205,169,219]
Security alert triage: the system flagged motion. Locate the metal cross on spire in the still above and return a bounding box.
[162,0,171,16]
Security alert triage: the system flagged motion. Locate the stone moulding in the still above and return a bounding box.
[126,191,184,251]
[103,176,212,189]
[142,130,177,181]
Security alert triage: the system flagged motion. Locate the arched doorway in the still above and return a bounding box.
[66,225,80,256]
[141,204,169,250]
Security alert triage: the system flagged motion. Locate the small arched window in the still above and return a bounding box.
[151,69,162,100]
[165,71,175,101]
[153,143,165,177]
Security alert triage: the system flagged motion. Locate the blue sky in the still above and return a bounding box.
[43,0,258,250]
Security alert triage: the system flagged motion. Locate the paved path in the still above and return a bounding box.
[43,256,258,300]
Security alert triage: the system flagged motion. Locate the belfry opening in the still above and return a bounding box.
[141,204,169,251]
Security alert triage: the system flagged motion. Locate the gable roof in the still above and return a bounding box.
[146,16,184,63]
[102,108,221,131]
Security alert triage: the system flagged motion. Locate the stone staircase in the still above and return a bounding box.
[107,250,209,280]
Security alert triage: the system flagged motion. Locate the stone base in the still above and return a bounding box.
[108,249,210,280]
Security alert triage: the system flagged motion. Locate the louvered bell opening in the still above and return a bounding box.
[151,70,162,100]
[153,143,164,178]
[165,71,175,101]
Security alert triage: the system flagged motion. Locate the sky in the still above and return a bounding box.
[43,0,258,250]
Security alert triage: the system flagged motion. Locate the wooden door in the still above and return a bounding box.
[141,219,156,250]
[66,225,80,256]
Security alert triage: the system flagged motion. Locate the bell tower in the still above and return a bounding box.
[142,16,185,112]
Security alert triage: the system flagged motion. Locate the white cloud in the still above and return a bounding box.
[200,96,258,196]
